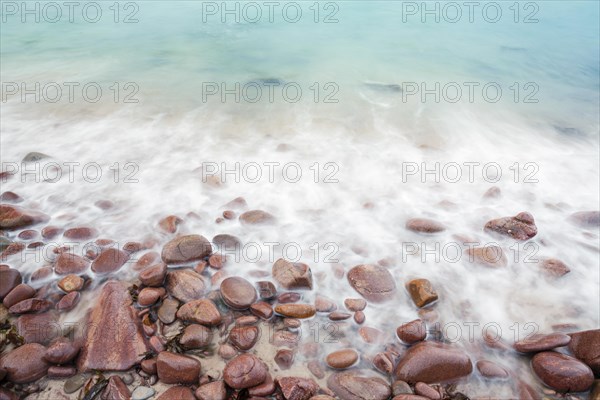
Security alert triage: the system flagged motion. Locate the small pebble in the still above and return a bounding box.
[132,385,155,400]
[64,374,87,394]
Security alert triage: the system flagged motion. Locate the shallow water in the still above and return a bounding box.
[1,1,599,398]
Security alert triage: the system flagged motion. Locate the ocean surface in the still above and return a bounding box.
[1,1,599,397]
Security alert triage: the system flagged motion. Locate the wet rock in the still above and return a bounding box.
[156,351,201,384]
[569,211,600,228]
[372,353,393,375]
[344,298,366,312]
[41,226,62,240]
[414,382,440,399]
[0,268,22,299]
[161,234,212,264]
[140,358,156,375]
[57,291,80,311]
[394,342,473,384]
[236,315,258,326]
[326,349,359,369]
[57,275,84,293]
[229,326,259,350]
[257,281,277,299]
[569,329,600,375]
[165,269,206,303]
[532,351,593,392]
[275,304,316,319]
[315,296,337,312]
[64,374,87,394]
[16,312,59,344]
[208,254,226,269]
[0,343,49,383]
[391,380,412,395]
[347,264,396,302]
[406,279,438,308]
[0,205,49,230]
[91,248,129,274]
[158,215,182,234]
[0,191,22,203]
[3,284,35,308]
[475,360,509,379]
[513,333,571,353]
[308,360,325,379]
[212,234,242,253]
[538,258,571,278]
[139,263,167,287]
[44,338,79,364]
[329,311,351,321]
[101,376,130,400]
[157,386,195,400]
[218,344,237,360]
[405,218,445,234]
[48,365,77,378]
[54,253,90,275]
[273,259,313,290]
[239,210,276,225]
[9,298,52,314]
[178,324,212,349]
[273,330,300,347]
[133,251,160,271]
[354,311,365,324]
[250,301,274,320]
[278,292,302,303]
[484,212,537,240]
[465,246,507,268]
[176,298,221,326]
[131,386,155,400]
[358,327,385,344]
[277,377,319,400]
[77,281,149,371]
[327,371,391,400]
[137,287,165,307]
[63,227,98,240]
[397,319,427,344]
[158,298,179,324]
[195,381,227,400]
[220,276,257,310]
[223,353,268,389]
[483,186,501,199]
[275,349,295,369]
[248,373,276,396]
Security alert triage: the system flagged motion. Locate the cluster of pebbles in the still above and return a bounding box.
[0,188,599,399]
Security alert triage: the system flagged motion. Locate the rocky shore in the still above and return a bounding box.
[0,189,599,399]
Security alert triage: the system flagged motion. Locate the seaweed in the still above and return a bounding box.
[0,319,24,351]
[82,374,108,400]
[127,284,140,302]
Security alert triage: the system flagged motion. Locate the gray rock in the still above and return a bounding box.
[132,386,155,400]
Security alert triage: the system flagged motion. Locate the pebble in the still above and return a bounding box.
[532,351,594,392]
[64,374,87,394]
[157,386,195,400]
[569,329,600,375]
[250,301,274,319]
[165,269,206,303]
[406,279,438,308]
[132,386,155,400]
[329,311,352,321]
[141,359,157,375]
[272,258,313,290]
[218,344,237,360]
[161,234,212,264]
[57,291,80,311]
[308,360,325,379]
[0,204,49,230]
[277,377,319,400]
[414,382,440,399]
[347,264,396,302]
[539,258,571,278]
[208,254,226,269]
[63,227,97,240]
[195,380,227,400]
[344,298,366,311]
[156,351,201,384]
[354,311,365,324]
[274,349,295,369]
[3,283,35,308]
[0,343,49,383]
[257,281,277,299]
[91,248,130,274]
[158,215,182,233]
[476,360,509,379]
[248,373,276,396]
[275,304,316,318]
[405,218,445,233]
[484,212,537,240]
[278,292,302,303]
[0,267,22,299]
[513,333,571,353]
[180,324,213,349]
[326,349,359,369]
[327,371,391,400]
[54,252,89,275]
[315,295,337,312]
[396,319,427,344]
[372,352,393,375]
[220,276,257,310]
[464,246,507,268]
[229,326,259,350]
[137,287,165,307]
[57,275,84,293]
[177,298,222,325]
[157,298,179,324]
[223,353,268,389]
[358,326,386,344]
[9,298,53,314]
[239,210,276,225]
[44,338,80,364]
[391,380,412,395]
[139,263,167,287]
[569,210,600,228]
[101,375,131,399]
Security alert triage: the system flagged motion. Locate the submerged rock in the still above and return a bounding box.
[568,329,600,376]
[220,276,257,310]
[165,269,206,303]
[161,234,212,264]
[484,212,537,240]
[0,205,49,230]
[327,371,391,400]
[347,264,396,302]
[405,218,445,233]
[532,352,593,392]
[223,353,268,389]
[0,343,49,383]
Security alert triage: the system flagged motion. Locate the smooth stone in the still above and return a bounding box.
[165,269,206,303]
[484,212,537,240]
[212,234,242,253]
[156,386,195,400]
[514,333,571,353]
[140,359,157,375]
[229,326,259,350]
[315,296,335,313]
[131,386,155,400]
[476,360,509,379]
[8,298,52,314]
[176,298,221,326]
[161,234,212,264]
[277,377,319,400]
[180,324,212,349]
[397,319,427,344]
[44,338,80,364]
[3,284,35,308]
[275,304,316,319]
[91,248,129,274]
[569,211,600,228]
[569,329,600,375]
[354,311,365,324]
[392,380,413,395]
[239,210,276,225]
[157,298,179,324]
[57,275,84,293]
[250,301,274,320]
[358,326,386,344]
[102,376,131,399]
[57,291,80,311]
[64,374,87,394]
[406,279,438,308]
[274,349,295,369]
[347,264,396,302]
[406,218,445,233]
[16,312,59,344]
[464,246,507,268]
[54,253,89,275]
[63,227,98,240]
[344,298,366,312]
[326,349,359,369]
[329,311,351,321]
[327,371,391,400]
[257,281,277,299]
[0,205,49,230]
[77,281,149,371]
[0,343,49,383]
[532,352,594,392]
[220,276,257,310]
[137,287,165,307]
[218,343,237,360]
[156,351,201,384]
[414,382,440,399]
[139,263,167,287]
[0,268,22,299]
[158,215,182,234]
[538,258,571,278]
[272,258,313,290]
[248,373,276,396]
[22,151,50,162]
[195,381,227,400]
[223,353,268,389]
[394,342,473,384]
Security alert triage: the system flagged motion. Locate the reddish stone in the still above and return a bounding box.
[57,275,84,293]
[161,234,212,264]
[406,279,438,308]
[277,377,319,400]
[3,283,35,308]
[101,376,131,399]
[180,324,212,349]
[47,365,76,378]
[156,351,201,384]
[166,269,206,303]
[476,360,509,379]
[41,226,62,239]
[347,264,396,302]
[220,276,257,310]
[91,248,129,273]
[249,373,276,396]
[275,304,316,319]
[223,353,268,389]
[484,212,537,240]
[315,296,337,312]
[250,301,273,320]
[176,299,222,326]
[54,253,89,275]
[569,211,600,228]
[229,326,259,350]
[272,259,313,290]
[532,352,593,392]
[0,343,49,383]
[326,349,359,369]
[16,312,59,344]
[239,210,276,225]
[327,372,391,400]
[63,227,98,240]
[137,287,165,307]
[9,298,52,314]
[208,254,226,269]
[158,215,182,233]
[465,246,507,268]
[157,386,195,400]
[539,258,571,278]
[133,251,160,271]
[195,381,227,400]
[44,338,80,364]
[397,319,427,344]
[344,298,366,312]
[0,268,22,299]
[568,329,600,375]
[406,218,445,233]
[514,333,571,353]
[274,349,295,370]
[0,205,49,230]
[57,291,80,311]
